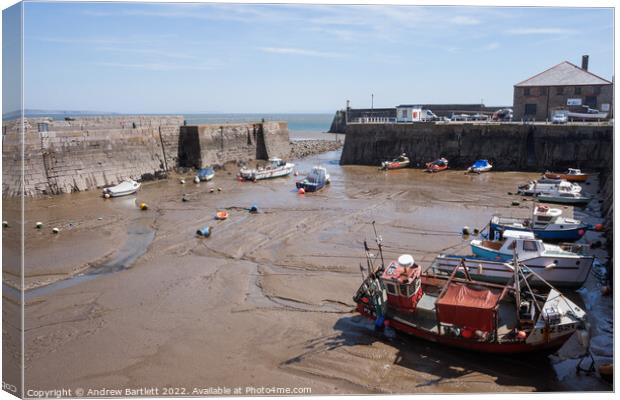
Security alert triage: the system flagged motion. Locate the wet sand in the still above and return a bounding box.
[3,149,612,394]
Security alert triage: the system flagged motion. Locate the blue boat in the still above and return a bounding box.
[295,166,330,193]
[467,159,492,173]
[489,205,587,242]
[197,167,215,181]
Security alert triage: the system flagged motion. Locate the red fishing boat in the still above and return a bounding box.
[425,158,448,172]
[352,224,587,354]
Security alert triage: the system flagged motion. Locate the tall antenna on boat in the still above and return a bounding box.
[513,246,521,324]
[371,221,385,270]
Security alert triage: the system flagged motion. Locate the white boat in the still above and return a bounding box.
[517,180,581,196]
[102,179,141,197]
[463,230,593,287]
[536,187,592,206]
[239,158,295,181]
[490,205,587,241]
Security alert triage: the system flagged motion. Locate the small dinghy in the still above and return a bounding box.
[425,158,448,173]
[196,167,215,182]
[544,168,589,183]
[239,158,295,181]
[380,154,410,170]
[295,166,330,193]
[102,179,140,197]
[467,159,492,173]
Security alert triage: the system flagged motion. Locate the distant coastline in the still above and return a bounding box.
[4,111,335,135]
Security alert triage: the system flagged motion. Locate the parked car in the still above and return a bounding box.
[492,108,513,122]
[450,113,470,121]
[551,110,568,124]
[470,113,489,121]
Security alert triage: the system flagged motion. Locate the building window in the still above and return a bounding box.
[593,86,602,95]
[524,88,531,96]
[556,87,564,95]
[37,123,49,133]
[524,104,537,116]
[574,87,582,95]
[540,87,547,96]
[585,96,598,108]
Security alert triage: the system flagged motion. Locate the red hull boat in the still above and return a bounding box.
[425,158,448,172]
[352,225,587,354]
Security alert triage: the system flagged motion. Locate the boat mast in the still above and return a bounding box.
[372,221,385,270]
[513,246,521,323]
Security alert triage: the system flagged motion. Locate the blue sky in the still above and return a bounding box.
[11,2,615,113]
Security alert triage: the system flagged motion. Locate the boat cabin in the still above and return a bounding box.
[530,205,562,228]
[484,230,544,257]
[381,255,423,311]
[268,158,286,168]
[567,168,582,176]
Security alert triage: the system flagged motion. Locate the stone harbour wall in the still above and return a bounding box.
[2,116,291,196]
[178,121,291,168]
[340,122,613,171]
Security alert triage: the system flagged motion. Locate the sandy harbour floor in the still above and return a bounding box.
[2,148,613,394]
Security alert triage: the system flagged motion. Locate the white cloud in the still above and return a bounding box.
[95,62,218,71]
[258,47,345,58]
[450,16,481,25]
[506,27,577,35]
[483,42,500,51]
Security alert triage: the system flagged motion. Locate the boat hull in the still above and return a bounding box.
[240,165,294,181]
[295,181,325,192]
[489,221,586,242]
[356,304,573,354]
[102,180,141,197]
[544,172,588,182]
[382,161,410,170]
[198,173,214,181]
[536,195,591,205]
[435,255,592,288]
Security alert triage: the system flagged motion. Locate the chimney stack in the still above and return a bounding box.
[581,55,589,71]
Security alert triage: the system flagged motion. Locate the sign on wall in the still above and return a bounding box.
[567,98,582,106]
[601,103,610,112]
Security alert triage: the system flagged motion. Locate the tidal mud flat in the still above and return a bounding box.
[4,148,612,394]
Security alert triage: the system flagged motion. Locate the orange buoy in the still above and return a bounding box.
[601,286,611,296]
[215,211,229,220]
[517,330,527,340]
[298,188,305,194]
[595,223,604,232]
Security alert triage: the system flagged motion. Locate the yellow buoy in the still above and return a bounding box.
[139,202,148,210]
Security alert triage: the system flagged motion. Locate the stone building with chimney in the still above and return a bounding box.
[513,55,613,121]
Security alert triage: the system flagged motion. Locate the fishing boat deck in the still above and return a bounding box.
[387,292,439,334]
[497,300,519,337]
